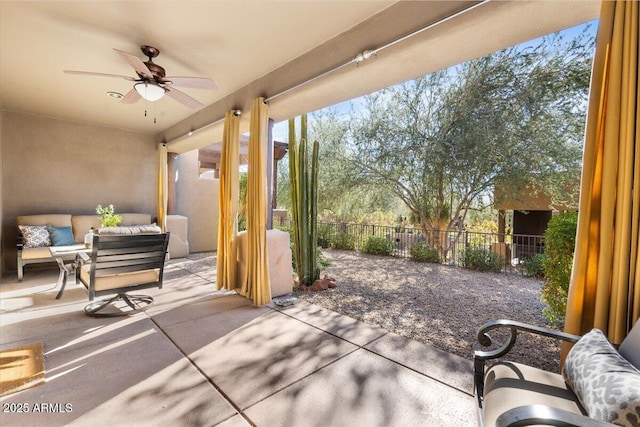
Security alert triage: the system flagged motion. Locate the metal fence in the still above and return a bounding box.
[274,217,544,275]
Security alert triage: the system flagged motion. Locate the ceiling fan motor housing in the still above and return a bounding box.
[139,45,166,81]
[143,62,166,80]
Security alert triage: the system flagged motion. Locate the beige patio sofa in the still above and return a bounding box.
[16,213,156,281]
[474,318,640,427]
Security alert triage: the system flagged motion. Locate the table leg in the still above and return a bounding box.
[55,258,69,300]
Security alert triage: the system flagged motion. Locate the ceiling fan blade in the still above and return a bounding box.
[113,48,153,79]
[165,87,204,110]
[64,70,135,81]
[163,76,217,90]
[120,88,141,104]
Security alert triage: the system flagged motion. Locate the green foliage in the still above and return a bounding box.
[523,253,547,279]
[278,109,408,223]
[317,223,333,248]
[331,231,355,250]
[238,172,248,232]
[410,241,441,263]
[360,236,394,256]
[461,248,504,273]
[289,115,321,286]
[96,204,122,227]
[316,249,331,271]
[541,211,578,326]
[340,30,592,243]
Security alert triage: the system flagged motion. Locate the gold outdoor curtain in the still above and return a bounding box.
[157,143,168,232]
[564,0,640,347]
[216,111,240,291]
[239,97,272,305]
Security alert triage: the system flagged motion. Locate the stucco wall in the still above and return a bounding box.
[174,150,219,253]
[1,111,157,272]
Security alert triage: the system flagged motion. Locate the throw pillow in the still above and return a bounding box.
[47,225,75,246]
[98,224,162,235]
[563,328,640,426]
[18,225,52,248]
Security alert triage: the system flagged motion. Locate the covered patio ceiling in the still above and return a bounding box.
[0,1,600,154]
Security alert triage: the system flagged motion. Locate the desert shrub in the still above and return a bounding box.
[541,211,578,326]
[331,231,355,250]
[523,253,547,279]
[410,241,440,263]
[461,247,503,273]
[317,224,333,248]
[360,236,394,256]
[317,249,330,271]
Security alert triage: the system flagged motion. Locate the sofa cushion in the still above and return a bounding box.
[563,328,640,426]
[17,214,71,228]
[71,215,102,243]
[48,226,75,246]
[18,225,52,248]
[21,247,53,260]
[483,361,585,427]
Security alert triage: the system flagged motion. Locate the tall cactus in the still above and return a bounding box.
[288,115,320,286]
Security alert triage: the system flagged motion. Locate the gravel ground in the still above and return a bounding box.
[293,249,563,372]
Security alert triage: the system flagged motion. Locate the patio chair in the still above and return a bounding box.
[474,318,640,427]
[76,233,170,317]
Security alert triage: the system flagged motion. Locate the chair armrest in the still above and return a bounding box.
[474,319,582,410]
[475,319,581,362]
[77,251,90,263]
[496,405,613,427]
[75,251,90,283]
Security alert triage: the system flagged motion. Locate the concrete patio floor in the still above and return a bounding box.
[0,255,476,426]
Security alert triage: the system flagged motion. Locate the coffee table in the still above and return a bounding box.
[49,245,91,299]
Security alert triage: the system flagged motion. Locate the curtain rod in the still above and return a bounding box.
[263,0,490,104]
[165,108,241,144]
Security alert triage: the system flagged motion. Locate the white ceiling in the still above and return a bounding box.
[0,1,601,153]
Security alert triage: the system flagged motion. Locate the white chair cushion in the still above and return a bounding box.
[483,361,585,427]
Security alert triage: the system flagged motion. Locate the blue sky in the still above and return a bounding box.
[272,19,598,142]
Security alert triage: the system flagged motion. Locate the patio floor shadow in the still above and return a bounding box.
[0,255,476,426]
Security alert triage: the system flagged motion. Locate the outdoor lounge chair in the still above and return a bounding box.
[76,233,170,317]
[474,318,640,427]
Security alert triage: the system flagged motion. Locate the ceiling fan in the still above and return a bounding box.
[64,45,216,110]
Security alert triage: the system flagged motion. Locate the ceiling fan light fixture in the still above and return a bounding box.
[134,82,165,101]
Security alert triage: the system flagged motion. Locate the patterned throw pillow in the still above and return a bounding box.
[563,328,640,426]
[18,225,52,248]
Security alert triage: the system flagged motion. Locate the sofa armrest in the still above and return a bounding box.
[474,319,582,410]
[17,234,24,252]
[496,405,614,427]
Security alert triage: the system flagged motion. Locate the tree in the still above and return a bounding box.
[278,109,405,223]
[344,30,593,249]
